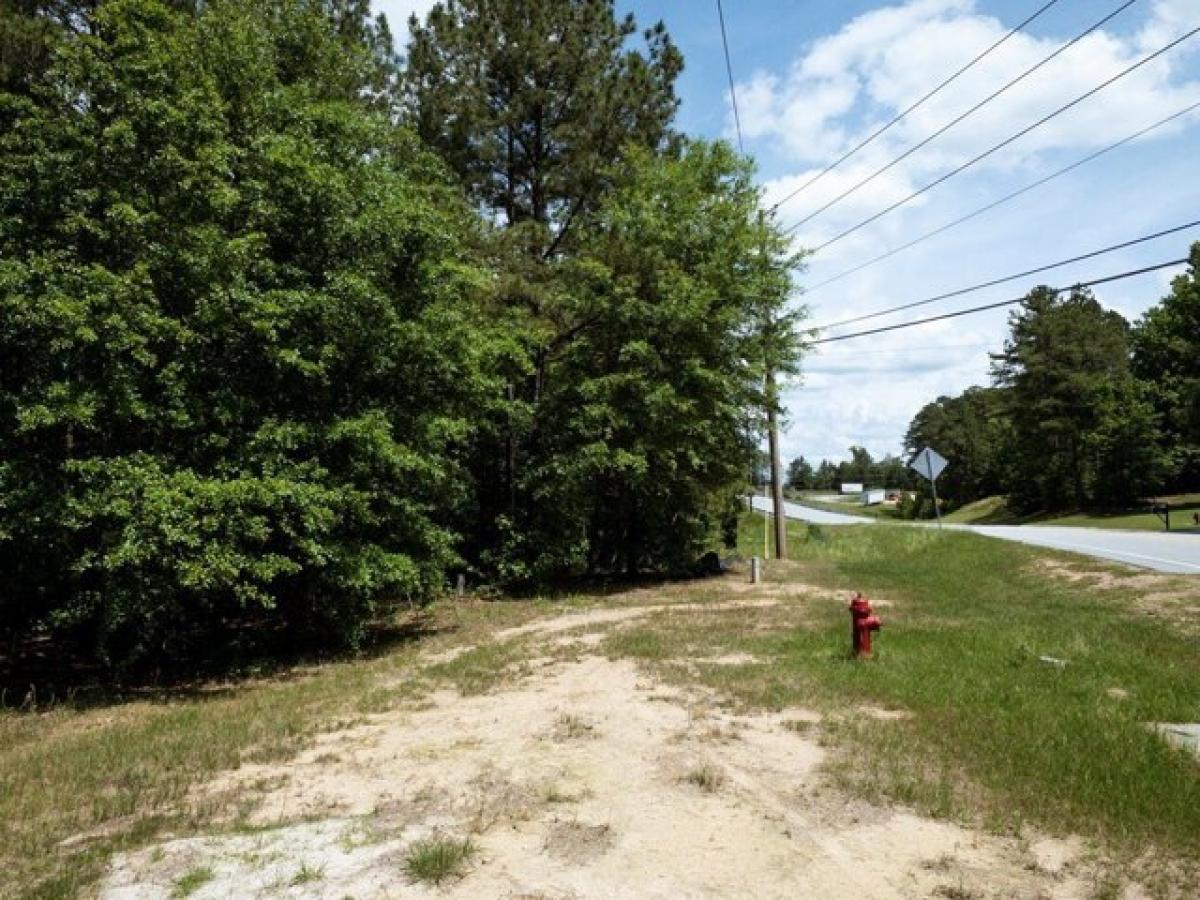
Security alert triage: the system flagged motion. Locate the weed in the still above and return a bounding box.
[554,713,594,740]
[403,835,476,885]
[172,866,215,898]
[544,784,577,804]
[922,853,956,873]
[684,762,724,793]
[933,882,983,900]
[290,861,325,885]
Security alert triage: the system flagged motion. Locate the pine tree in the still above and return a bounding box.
[991,287,1131,511]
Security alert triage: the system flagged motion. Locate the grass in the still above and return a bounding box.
[0,600,558,899]
[554,712,595,740]
[707,514,1200,867]
[944,493,1200,531]
[3,512,1199,896]
[610,513,1200,884]
[171,866,214,897]
[942,495,1014,525]
[289,861,324,886]
[684,761,725,793]
[0,585,698,899]
[402,835,476,885]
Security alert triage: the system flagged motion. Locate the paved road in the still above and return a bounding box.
[749,495,872,525]
[750,496,1200,574]
[958,524,1200,575]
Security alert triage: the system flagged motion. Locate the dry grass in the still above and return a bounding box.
[684,761,725,793]
[5,517,1200,897]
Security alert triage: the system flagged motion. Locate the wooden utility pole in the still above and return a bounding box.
[766,368,787,560]
[757,209,787,561]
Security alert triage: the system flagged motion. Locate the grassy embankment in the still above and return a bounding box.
[945,493,1200,530]
[3,515,1199,896]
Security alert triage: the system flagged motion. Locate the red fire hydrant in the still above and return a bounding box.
[849,592,882,658]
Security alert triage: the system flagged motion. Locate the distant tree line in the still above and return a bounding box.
[901,254,1200,517]
[783,447,912,493]
[0,0,802,672]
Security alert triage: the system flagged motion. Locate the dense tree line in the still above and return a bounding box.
[0,0,801,671]
[903,252,1200,516]
[784,447,910,493]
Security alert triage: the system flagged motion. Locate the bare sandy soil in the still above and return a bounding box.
[99,601,1102,900]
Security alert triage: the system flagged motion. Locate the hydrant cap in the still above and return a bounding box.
[849,592,872,615]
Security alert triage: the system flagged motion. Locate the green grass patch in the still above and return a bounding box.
[403,835,476,885]
[289,861,324,886]
[944,493,1200,531]
[171,865,214,898]
[716,513,1200,865]
[942,495,1017,525]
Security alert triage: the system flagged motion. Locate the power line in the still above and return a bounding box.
[790,24,1200,249]
[787,0,1139,231]
[809,219,1200,332]
[810,259,1188,345]
[768,0,1064,214]
[806,99,1200,293]
[716,0,744,154]
[812,342,994,358]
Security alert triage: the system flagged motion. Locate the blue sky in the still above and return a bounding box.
[377,1,1200,465]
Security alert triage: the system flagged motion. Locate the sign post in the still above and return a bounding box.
[909,447,949,529]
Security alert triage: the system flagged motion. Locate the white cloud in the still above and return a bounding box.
[739,0,1200,464]
[749,0,1200,250]
[1138,0,1200,51]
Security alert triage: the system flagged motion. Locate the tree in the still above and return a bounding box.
[403,0,682,249]
[813,459,838,490]
[1,2,93,95]
[403,1,795,580]
[0,0,495,668]
[991,287,1131,512]
[904,386,1009,508]
[838,445,873,487]
[1132,243,1200,491]
[495,141,802,577]
[786,456,814,491]
[875,454,909,490]
[1086,379,1170,505]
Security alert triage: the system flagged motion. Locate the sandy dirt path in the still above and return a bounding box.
[99,602,1097,899]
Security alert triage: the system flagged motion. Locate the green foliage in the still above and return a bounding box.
[403,835,476,885]
[509,142,804,576]
[904,387,1009,510]
[404,0,682,243]
[1132,244,1200,490]
[990,287,1133,512]
[786,456,814,491]
[901,252,1200,514]
[1,0,808,672]
[813,459,838,490]
[0,0,494,668]
[1085,378,1170,506]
